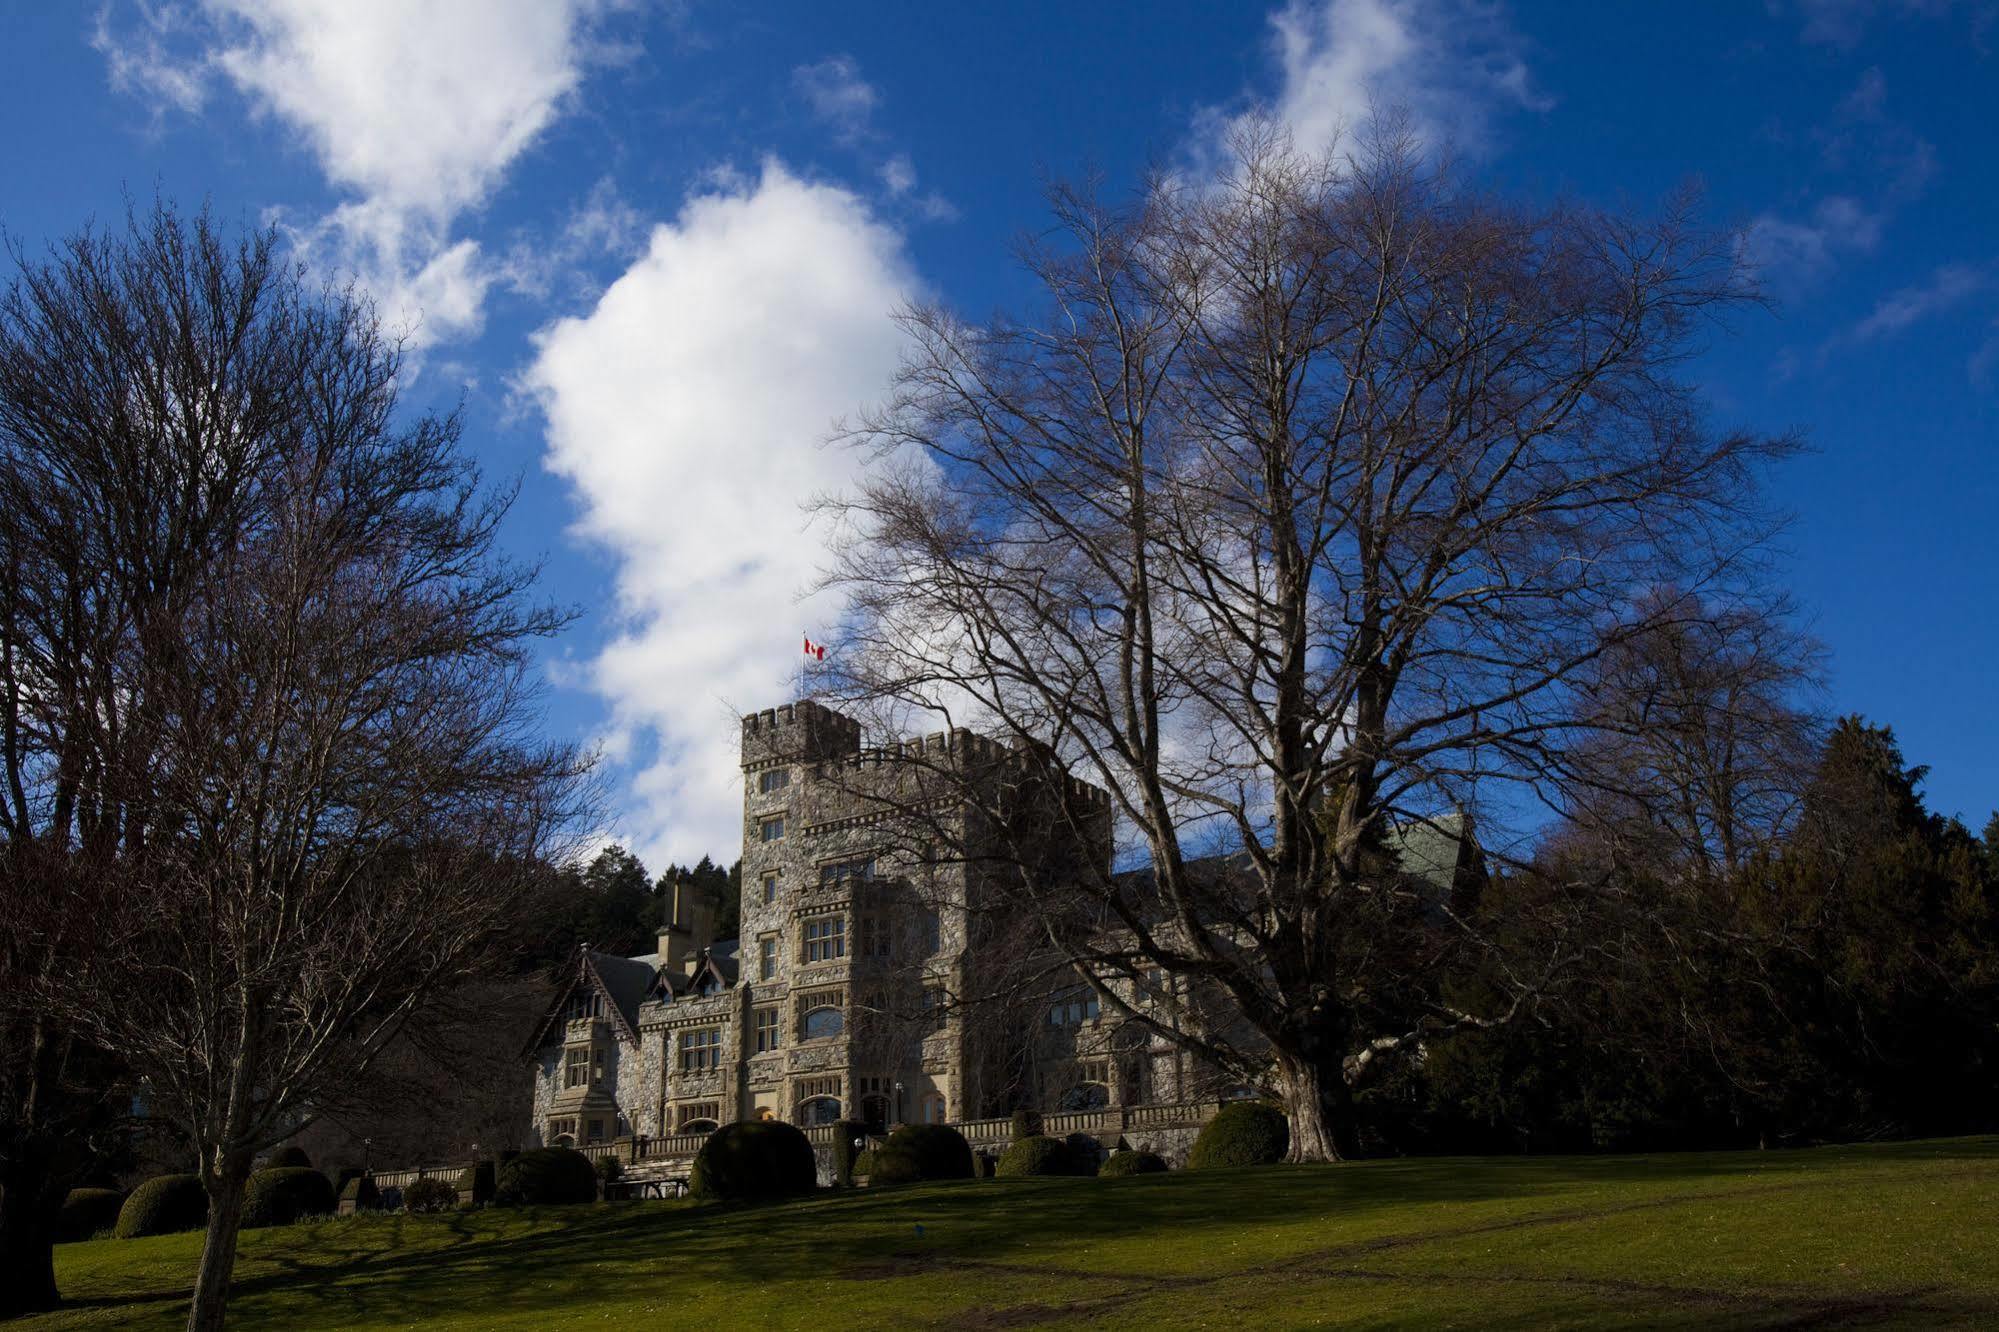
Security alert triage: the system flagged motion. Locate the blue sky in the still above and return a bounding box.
[4,0,1995,863]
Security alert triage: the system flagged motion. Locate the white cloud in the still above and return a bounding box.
[524,161,921,862]
[94,0,632,347]
[1783,0,1970,47]
[91,2,209,116]
[879,153,918,196]
[1194,0,1546,166]
[1741,195,1883,288]
[1850,263,1988,340]
[793,54,879,143]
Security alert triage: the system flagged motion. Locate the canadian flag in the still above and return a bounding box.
[803,635,827,661]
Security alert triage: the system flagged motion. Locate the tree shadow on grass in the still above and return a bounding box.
[58,1137,1999,1328]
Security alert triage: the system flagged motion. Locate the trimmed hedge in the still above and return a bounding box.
[58,1188,126,1243]
[865,1145,921,1186]
[496,1147,597,1206]
[688,1121,816,1202]
[831,1120,869,1187]
[995,1135,1073,1178]
[1009,1108,1041,1141]
[1187,1102,1289,1169]
[456,1161,495,1205]
[242,1167,335,1228]
[882,1124,975,1181]
[338,1175,381,1213]
[1100,1149,1168,1177]
[116,1175,208,1238]
[402,1176,459,1214]
[269,1145,312,1169]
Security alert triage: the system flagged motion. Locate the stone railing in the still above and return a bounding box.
[374,1163,468,1192]
[957,1101,1223,1146]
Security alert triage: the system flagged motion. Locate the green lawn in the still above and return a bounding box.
[30,1137,1999,1329]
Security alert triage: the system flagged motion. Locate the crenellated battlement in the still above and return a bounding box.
[740,699,863,769]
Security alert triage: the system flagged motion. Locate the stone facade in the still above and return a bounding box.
[522,698,1186,1149]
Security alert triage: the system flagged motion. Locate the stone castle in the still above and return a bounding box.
[523,698,1476,1169]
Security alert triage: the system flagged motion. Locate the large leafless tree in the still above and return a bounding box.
[819,122,1799,1162]
[0,202,588,1328]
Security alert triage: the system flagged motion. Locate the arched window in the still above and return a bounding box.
[798,1096,842,1125]
[802,1006,844,1040]
[1059,1082,1109,1111]
[679,1119,719,1135]
[920,1092,947,1124]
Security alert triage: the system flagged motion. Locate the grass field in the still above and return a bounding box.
[27,1137,1999,1329]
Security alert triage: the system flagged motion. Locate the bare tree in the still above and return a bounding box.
[0,201,588,1329]
[819,120,1798,1161]
[1556,592,1824,880]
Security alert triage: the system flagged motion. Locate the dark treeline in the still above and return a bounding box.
[1366,717,1999,1155]
[516,848,741,972]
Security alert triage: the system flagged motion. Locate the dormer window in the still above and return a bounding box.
[566,989,602,1021]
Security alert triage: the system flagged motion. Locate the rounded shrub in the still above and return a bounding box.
[1187,1102,1289,1169]
[883,1124,975,1181]
[402,1176,459,1214]
[687,1121,816,1202]
[1099,1150,1168,1178]
[242,1167,335,1228]
[495,1147,597,1206]
[865,1145,921,1186]
[995,1135,1072,1178]
[851,1148,877,1178]
[269,1145,312,1169]
[116,1174,208,1238]
[58,1188,126,1242]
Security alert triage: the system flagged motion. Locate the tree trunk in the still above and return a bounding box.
[0,1156,61,1317]
[186,1151,251,1332]
[1277,1051,1358,1163]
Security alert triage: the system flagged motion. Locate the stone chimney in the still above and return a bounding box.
[657,871,716,977]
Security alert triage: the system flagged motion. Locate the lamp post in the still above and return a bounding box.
[893,1080,904,1127]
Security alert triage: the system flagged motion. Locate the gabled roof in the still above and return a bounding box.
[646,939,742,1002]
[521,946,652,1056]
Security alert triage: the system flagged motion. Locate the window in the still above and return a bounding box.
[919,910,942,956]
[1059,1082,1110,1111]
[677,1102,721,1132]
[679,1027,721,1072]
[586,1117,605,1142]
[920,986,947,1032]
[762,873,779,905]
[797,1077,841,1125]
[920,1092,947,1124]
[1047,991,1102,1028]
[819,857,875,888]
[754,1007,781,1053]
[564,1047,589,1089]
[758,934,779,982]
[802,1006,845,1040]
[566,989,602,1021]
[858,915,890,959]
[593,1048,606,1083]
[760,815,785,843]
[759,767,791,794]
[803,915,845,963]
[548,1117,576,1146]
